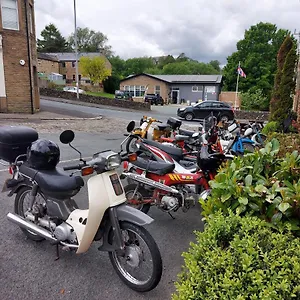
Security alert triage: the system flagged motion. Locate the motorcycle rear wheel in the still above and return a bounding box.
[124,184,151,214]
[109,221,162,292]
[14,186,46,241]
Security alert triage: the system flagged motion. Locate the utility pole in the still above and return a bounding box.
[293,29,300,117]
[73,0,79,99]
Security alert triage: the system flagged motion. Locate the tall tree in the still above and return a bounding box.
[124,57,155,77]
[37,23,70,52]
[79,56,111,85]
[209,60,221,72]
[223,22,289,101]
[269,36,297,127]
[68,27,113,57]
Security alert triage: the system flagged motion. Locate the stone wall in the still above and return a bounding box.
[235,110,269,121]
[40,88,151,111]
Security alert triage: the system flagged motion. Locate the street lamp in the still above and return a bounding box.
[73,0,79,99]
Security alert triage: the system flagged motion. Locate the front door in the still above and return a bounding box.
[172,90,179,104]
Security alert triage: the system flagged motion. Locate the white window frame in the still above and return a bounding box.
[155,85,160,95]
[123,85,146,97]
[1,0,19,31]
[192,85,203,92]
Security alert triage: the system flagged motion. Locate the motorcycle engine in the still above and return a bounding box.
[54,222,77,243]
[161,195,179,211]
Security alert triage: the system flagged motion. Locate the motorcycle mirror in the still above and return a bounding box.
[60,130,75,144]
[127,121,135,133]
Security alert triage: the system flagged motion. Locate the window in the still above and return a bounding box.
[1,0,19,30]
[192,85,203,92]
[63,75,66,80]
[72,61,76,68]
[155,85,160,95]
[61,62,66,68]
[73,74,76,81]
[78,75,81,81]
[123,85,146,97]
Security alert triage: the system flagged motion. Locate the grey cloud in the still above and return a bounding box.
[34,0,300,63]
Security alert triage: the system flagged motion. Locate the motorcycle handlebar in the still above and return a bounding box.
[63,164,83,171]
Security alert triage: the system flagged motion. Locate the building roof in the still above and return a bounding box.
[121,73,222,84]
[37,53,59,62]
[44,52,106,62]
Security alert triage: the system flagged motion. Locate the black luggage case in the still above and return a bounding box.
[0,126,38,162]
[167,117,182,130]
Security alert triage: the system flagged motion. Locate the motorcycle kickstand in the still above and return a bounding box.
[54,243,60,261]
[168,212,175,219]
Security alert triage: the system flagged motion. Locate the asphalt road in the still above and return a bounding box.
[0,132,204,300]
[40,98,201,128]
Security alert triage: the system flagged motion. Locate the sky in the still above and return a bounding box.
[34,0,300,64]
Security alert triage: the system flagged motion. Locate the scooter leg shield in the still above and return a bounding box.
[116,204,154,226]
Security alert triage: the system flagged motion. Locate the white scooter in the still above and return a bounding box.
[3,125,162,292]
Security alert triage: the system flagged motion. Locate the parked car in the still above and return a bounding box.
[144,94,164,106]
[114,90,133,101]
[177,100,235,121]
[63,86,85,94]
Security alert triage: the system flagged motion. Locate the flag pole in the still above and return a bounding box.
[234,61,240,109]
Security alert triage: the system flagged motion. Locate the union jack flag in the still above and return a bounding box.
[237,66,246,78]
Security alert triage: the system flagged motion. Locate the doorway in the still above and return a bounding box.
[171,89,180,104]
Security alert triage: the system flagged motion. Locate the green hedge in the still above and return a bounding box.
[200,139,300,232]
[173,212,300,300]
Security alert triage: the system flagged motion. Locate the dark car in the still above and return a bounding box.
[177,100,235,122]
[144,94,164,106]
[114,90,133,101]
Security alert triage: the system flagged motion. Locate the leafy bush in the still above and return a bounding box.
[261,121,279,135]
[173,212,300,300]
[267,133,300,157]
[240,88,269,111]
[200,139,300,231]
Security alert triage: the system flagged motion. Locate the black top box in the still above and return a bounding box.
[0,126,38,163]
[167,117,182,130]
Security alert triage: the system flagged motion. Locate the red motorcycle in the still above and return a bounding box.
[122,130,225,215]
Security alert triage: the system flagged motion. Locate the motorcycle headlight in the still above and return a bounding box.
[106,154,121,170]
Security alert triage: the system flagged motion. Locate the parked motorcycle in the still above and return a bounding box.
[122,122,225,215]
[2,125,162,292]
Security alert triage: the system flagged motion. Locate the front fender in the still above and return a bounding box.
[239,137,255,144]
[116,204,154,226]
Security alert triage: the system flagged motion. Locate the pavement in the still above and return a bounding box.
[0,101,204,300]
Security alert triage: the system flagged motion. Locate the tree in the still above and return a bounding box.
[269,36,297,127]
[240,89,269,111]
[68,27,113,57]
[124,57,156,77]
[223,22,289,102]
[162,61,219,75]
[79,56,111,85]
[37,23,70,52]
[209,60,221,72]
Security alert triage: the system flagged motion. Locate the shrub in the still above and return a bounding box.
[261,121,279,135]
[267,133,300,157]
[240,88,269,111]
[173,212,300,300]
[200,139,300,232]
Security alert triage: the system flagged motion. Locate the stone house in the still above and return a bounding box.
[43,52,112,86]
[0,0,39,113]
[119,73,223,104]
[37,53,59,75]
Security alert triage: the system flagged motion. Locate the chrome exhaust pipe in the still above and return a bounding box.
[7,213,78,249]
[123,172,180,194]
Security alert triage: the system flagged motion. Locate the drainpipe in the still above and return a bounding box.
[24,0,34,114]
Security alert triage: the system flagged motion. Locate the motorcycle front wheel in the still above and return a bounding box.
[109,221,162,292]
[124,184,151,214]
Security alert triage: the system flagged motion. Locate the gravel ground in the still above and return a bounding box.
[0,115,195,134]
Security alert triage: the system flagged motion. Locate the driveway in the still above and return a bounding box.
[0,131,203,300]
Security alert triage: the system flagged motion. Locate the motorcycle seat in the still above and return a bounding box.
[175,134,190,141]
[132,157,175,175]
[156,123,171,131]
[142,139,184,161]
[19,164,84,199]
[178,129,195,137]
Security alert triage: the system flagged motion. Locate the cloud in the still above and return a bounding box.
[34,0,300,64]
